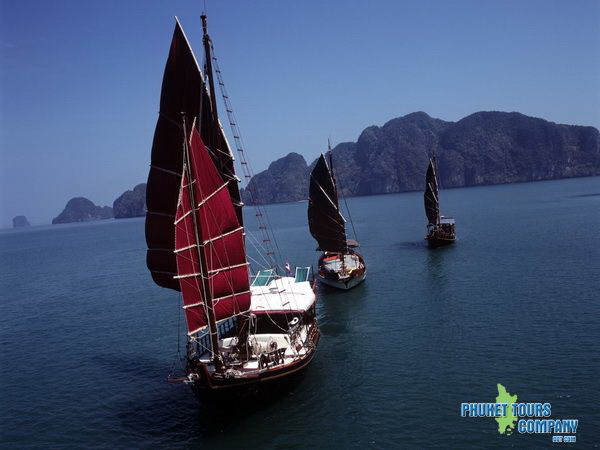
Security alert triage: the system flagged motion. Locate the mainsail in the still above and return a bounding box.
[175,124,250,335]
[145,19,242,291]
[424,158,440,225]
[308,154,347,253]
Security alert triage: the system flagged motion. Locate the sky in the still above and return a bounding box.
[1,0,599,226]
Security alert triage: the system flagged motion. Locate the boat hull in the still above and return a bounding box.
[426,219,456,248]
[317,251,366,290]
[425,233,456,248]
[317,270,366,290]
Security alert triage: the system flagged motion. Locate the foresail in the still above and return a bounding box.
[146,19,242,291]
[175,126,250,335]
[308,154,347,253]
[424,159,439,225]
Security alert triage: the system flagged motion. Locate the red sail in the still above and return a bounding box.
[174,127,250,335]
[146,19,243,292]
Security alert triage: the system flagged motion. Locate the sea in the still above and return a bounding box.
[1,176,599,448]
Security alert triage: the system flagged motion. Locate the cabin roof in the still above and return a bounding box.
[440,216,455,224]
[250,276,315,313]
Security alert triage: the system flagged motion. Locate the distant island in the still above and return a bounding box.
[49,110,599,224]
[51,184,147,225]
[113,183,146,219]
[243,111,600,204]
[12,215,30,228]
[52,197,113,224]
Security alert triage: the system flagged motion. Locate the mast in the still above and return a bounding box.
[181,117,221,368]
[424,157,440,226]
[328,140,359,249]
[433,156,441,225]
[328,141,346,265]
[174,122,251,367]
[201,15,219,147]
[308,154,347,253]
[199,14,244,226]
[328,139,339,200]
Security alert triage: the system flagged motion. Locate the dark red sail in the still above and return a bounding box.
[424,158,440,225]
[308,154,347,253]
[145,19,242,291]
[175,126,250,334]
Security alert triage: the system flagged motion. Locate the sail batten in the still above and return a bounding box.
[424,158,440,225]
[175,126,250,335]
[308,154,347,253]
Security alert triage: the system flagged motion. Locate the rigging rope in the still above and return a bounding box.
[324,149,358,244]
[210,46,284,272]
[245,230,274,270]
[168,293,185,379]
[340,188,358,243]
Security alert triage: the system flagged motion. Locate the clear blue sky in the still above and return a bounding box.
[1,0,599,226]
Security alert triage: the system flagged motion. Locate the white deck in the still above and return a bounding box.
[250,276,316,312]
[200,326,312,370]
[322,254,362,271]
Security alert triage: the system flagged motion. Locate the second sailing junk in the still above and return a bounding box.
[424,157,456,247]
[308,148,366,290]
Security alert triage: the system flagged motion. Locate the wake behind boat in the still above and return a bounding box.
[308,149,366,290]
[424,157,456,247]
[145,15,319,398]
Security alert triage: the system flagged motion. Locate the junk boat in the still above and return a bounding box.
[145,15,319,398]
[307,148,366,290]
[424,157,456,247]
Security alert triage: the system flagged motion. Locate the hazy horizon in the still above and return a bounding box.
[2,0,599,226]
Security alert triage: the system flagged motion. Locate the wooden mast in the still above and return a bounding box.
[327,141,348,277]
[328,140,349,253]
[182,116,222,370]
[433,156,440,226]
[201,14,219,148]
[199,13,221,366]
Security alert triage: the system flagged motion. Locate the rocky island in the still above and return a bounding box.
[113,183,146,219]
[48,111,599,223]
[241,153,309,204]
[12,215,30,228]
[243,111,600,204]
[52,197,113,224]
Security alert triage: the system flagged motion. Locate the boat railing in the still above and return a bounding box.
[258,348,286,369]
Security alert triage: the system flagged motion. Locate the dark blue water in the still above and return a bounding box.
[1,177,599,448]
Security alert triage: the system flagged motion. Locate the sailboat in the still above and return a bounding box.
[145,16,320,397]
[308,149,366,290]
[424,157,456,247]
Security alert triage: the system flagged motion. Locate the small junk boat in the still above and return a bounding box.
[424,157,456,247]
[145,16,319,398]
[308,150,366,290]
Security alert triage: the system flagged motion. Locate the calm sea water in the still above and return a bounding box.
[1,177,599,448]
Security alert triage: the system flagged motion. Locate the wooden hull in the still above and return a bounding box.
[189,327,320,400]
[425,232,456,248]
[317,270,366,290]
